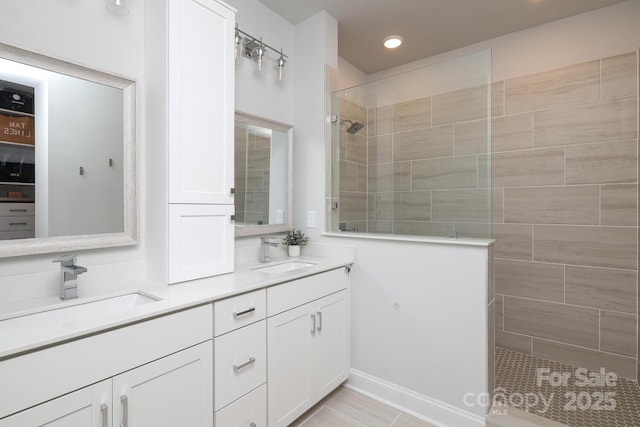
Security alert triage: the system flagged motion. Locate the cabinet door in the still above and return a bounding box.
[168,0,235,204]
[314,290,349,400]
[168,204,234,283]
[0,380,111,427]
[267,303,315,427]
[112,342,213,427]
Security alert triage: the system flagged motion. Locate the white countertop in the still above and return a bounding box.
[0,255,353,359]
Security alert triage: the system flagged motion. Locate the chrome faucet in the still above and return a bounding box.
[259,236,279,263]
[52,254,87,300]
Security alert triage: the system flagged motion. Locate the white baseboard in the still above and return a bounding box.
[346,369,486,427]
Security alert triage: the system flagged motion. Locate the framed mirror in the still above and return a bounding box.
[234,112,292,237]
[0,43,137,257]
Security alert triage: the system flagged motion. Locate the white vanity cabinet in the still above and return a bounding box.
[146,0,236,284]
[267,268,350,427]
[0,306,213,427]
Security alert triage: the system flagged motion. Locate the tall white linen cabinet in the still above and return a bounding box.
[146,0,236,284]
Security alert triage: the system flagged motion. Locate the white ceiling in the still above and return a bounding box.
[257,0,630,74]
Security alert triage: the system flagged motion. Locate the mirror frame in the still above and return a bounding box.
[0,42,137,257]
[234,111,293,237]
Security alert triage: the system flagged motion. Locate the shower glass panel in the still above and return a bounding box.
[330,49,492,239]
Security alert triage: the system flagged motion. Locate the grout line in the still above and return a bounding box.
[598,309,601,351]
[323,406,369,427]
[388,412,403,427]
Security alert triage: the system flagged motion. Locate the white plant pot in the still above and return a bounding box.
[288,245,301,257]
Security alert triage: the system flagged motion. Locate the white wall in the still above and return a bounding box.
[0,1,147,302]
[225,0,295,126]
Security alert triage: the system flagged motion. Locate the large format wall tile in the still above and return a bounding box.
[492,188,504,224]
[492,148,564,187]
[533,225,637,269]
[504,297,599,348]
[432,85,489,125]
[339,160,358,192]
[412,156,478,190]
[368,134,392,164]
[392,221,451,237]
[601,183,638,226]
[368,162,411,192]
[375,105,393,135]
[345,132,368,163]
[431,189,489,222]
[393,97,431,132]
[374,191,431,221]
[505,60,600,114]
[492,81,504,117]
[492,223,532,261]
[492,113,533,152]
[601,52,638,100]
[495,260,564,302]
[496,295,504,330]
[496,330,532,354]
[600,311,637,357]
[534,96,637,148]
[339,191,366,221]
[565,139,637,185]
[532,338,637,380]
[454,222,491,239]
[454,119,488,155]
[503,186,599,225]
[393,125,454,161]
[565,266,637,314]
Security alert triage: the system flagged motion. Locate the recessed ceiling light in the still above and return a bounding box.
[383,35,403,49]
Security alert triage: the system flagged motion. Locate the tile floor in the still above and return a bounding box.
[495,347,640,427]
[290,386,437,427]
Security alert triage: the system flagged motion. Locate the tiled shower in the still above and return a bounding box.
[332,49,640,425]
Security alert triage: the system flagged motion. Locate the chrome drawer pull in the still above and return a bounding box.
[311,313,316,334]
[9,209,27,212]
[120,395,128,427]
[233,306,256,318]
[316,311,322,331]
[100,403,108,427]
[233,356,256,371]
[9,222,28,226]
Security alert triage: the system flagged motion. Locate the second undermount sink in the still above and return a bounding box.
[253,261,316,274]
[1,292,160,326]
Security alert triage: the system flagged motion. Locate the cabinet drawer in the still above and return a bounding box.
[214,289,266,336]
[214,384,266,427]
[0,230,34,239]
[0,215,34,231]
[267,268,348,316]
[214,320,266,410]
[0,203,34,216]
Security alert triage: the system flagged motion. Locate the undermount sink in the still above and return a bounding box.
[1,292,160,325]
[253,261,316,274]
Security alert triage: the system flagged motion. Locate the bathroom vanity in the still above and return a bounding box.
[0,257,352,427]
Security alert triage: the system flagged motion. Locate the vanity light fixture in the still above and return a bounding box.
[235,24,288,79]
[105,0,129,15]
[383,35,403,49]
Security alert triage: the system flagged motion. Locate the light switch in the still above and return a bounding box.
[307,211,316,228]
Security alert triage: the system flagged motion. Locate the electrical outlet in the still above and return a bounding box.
[307,211,316,228]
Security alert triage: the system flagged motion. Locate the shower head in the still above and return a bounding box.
[341,119,365,135]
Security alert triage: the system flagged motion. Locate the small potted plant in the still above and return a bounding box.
[282,228,309,257]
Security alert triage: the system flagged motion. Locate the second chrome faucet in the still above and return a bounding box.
[259,236,279,263]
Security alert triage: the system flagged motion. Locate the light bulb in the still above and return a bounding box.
[276,50,286,81]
